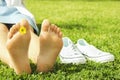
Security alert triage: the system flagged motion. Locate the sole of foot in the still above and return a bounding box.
[37,19,63,72]
[6,19,31,74]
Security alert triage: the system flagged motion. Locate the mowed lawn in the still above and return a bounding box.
[0,0,120,80]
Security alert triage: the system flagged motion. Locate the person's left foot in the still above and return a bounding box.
[37,19,63,72]
[6,19,31,74]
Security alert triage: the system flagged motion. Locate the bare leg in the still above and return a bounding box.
[36,20,63,72]
[0,23,11,66]
[28,31,39,63]
[6,20,31,74]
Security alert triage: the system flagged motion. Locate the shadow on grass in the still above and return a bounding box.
[57,23,87,30]
[52,61,115,74]
[37,23,89,30]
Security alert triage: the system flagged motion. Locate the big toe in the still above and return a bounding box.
[20,19,30,30]
[41,19,51,32]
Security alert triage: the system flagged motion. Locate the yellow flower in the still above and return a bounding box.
[19,26,26,35]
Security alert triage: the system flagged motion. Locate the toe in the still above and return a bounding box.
[57,27,62,38]
[8,32,12,39]
[20,19,30,30]
[10,25,17,34]
[53,25,57,33]
[57,27,60,34]
[41,19,51,32]
[8,24,18,39]
[16,23,20,30]
[59,32,62,38]
[50,24,55,32]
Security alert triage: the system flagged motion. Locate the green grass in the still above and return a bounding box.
[1,0,120,79]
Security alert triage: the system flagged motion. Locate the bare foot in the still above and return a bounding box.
[6,19,31,74]
[37,19,63,72]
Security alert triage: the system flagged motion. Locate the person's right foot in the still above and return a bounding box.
[6,19,31,74]
[37,19,63,72]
